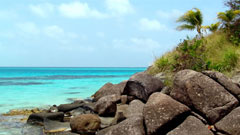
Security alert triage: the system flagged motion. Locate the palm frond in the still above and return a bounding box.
[177,24,195,31]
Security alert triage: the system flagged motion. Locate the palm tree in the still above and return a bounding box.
[217,10,240,28]
[204,22,220,32]
[176,8,203,36]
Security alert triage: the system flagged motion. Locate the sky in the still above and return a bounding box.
[0,0,228,67]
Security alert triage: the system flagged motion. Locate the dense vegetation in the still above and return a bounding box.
[148,0,240,83]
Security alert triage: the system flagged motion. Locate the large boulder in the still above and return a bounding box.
[122,72,164,102]
[70,114,101,134]
[215,107,240,135]
[167,116,214,135]
[92,81,127,102]
[100,116,145,135]
[143,92,190,135]
[203,71,240,100]
[94,94,120,116]
[126,99,144,118]
[27,112,64,125]
[170,70,239,124]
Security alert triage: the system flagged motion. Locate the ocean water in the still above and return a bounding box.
[0,67,145,114]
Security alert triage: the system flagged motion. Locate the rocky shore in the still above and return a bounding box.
[3,69,240,135]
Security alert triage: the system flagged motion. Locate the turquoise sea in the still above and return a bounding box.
[0,67,145,114]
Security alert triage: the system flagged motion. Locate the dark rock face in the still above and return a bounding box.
[101,116,145,135]
[94,94,120,116]
[166,116,214,135]
[27,112,64,125]
[70,114,101,134]
[215,107,240,135]
[126,99,144,118]
[143,92,190,135]
[92,81,127,102]
[170,70,239,124]
[57,104,82,113]
[123,72,164,102]
[203,71,240,100]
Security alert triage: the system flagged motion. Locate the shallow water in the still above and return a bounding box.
[0,67,145,113]
[0,67,145,134]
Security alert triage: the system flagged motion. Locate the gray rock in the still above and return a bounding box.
[27,112,64,125]
[96,126,113,135]
[57,104,82,113]
[102,116,145,135]
[167,116,214,135]
[99,117,114,129]
[94,94,120,116]
[143,92,190,135]
[123,72,164,102]
[203,71,240,100]
[126,99,144,118]
[92,81,127,102]
[68,106,94,117]
[215,107,240,135]
[232,71,240,84]
[120,95,128,104]
[112,104,128,125]
[170,70,239,124]
[161,86,171,95]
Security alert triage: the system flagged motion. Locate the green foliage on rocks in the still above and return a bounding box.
[148,2,240,78]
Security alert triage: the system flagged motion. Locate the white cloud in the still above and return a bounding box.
[105,0,134,15]
[139,18,167,31]
[29,3,54,18]
[157,9,183,20]
[58,1,107,19]
[16,22,40,35]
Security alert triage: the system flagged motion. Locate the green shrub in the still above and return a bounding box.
[210,49,238,72]
[223,50,238,69]
[172,37,208,72]
[155,57,170,72]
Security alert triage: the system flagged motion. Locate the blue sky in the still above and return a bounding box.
[0,0,227,67]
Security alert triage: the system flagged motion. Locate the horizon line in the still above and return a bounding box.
[0,66,147,68]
